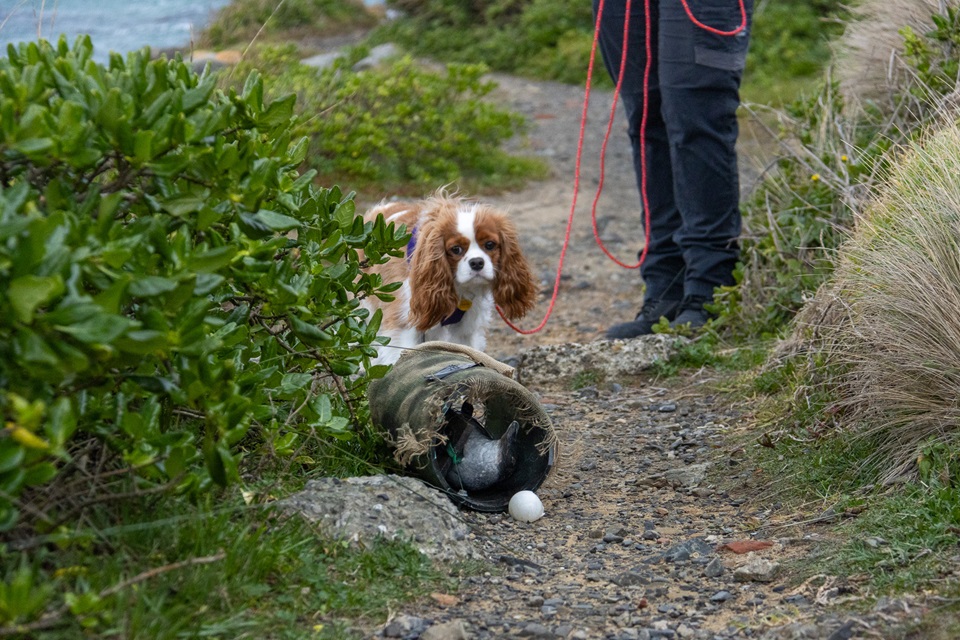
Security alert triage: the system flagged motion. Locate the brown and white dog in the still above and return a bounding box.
[362,191,539,366]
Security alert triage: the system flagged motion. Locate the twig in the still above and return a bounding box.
[0,0,32,34]
[256,318,360,428]
[0,489,56,528]
[100,552,226,598]
[225,0,288,83]
[46,479,181,533]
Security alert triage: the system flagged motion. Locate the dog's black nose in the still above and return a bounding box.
[469,257,485,271]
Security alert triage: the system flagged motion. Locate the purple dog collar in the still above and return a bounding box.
[405,225,419,262]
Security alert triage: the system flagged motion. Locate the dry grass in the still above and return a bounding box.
[792,122,960,482]
[834,0,944,105]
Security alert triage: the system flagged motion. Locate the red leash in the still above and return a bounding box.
[498,0,747,334]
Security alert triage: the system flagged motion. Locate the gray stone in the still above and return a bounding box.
[612,570,650,587]
[353,43,401,70]
[704,557,725,577]
[382,614,429,637]
[733,553,780,583]
[280,474,478,562]
[301,43,401,71]
[421,619,470,640]
[758,623,823,639]
[663,537,714,563]
[516,334,682,387]
[663,463,708,489]
[300,51,343,69]
[517,621,554,637]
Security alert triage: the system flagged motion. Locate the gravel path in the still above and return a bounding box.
[371,75,925,640]
[377,376,922,640]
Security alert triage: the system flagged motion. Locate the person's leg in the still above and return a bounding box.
[595,0,685,303]
[657,0,753,324]
[595,0,685,338]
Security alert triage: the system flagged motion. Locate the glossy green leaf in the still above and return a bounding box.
[113,330,169,355]
[239,209,300,235]
[12,137,54,155]
[45,398,77,448]
[14,330,61,366]
[128,276,179,297]
[0,505,18,532]
[204,443,228,487]
[54,313,132,343]
[161,194,207,217]
[278,373,313,396]
[311,394,332,424]
[8,275,64,323]
[23,462,57,486]
[188,246,237,273]
[288,315,333,346]
[0,444,26,474]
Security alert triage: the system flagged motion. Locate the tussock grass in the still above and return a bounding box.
[835,0,943,104]
[793,122,960,483]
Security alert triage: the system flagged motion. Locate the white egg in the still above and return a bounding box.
[508,490,545,522]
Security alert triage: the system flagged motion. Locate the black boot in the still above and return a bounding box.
[605,298,681,340]
[669,295,714,331]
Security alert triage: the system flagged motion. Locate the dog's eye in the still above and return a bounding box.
[449,245,463,256]
[483,240,497,251]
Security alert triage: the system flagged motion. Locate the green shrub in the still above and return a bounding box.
[226,44,546,193]
[0,37,407,534]
[377,0,846,90]
[198,0,378,49]
[901,4,960,101]
[743,0,848,101]
[375,0,600,85]
[728,85,873,337]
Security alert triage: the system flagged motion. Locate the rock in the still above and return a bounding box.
[662,537,714,563]
[663,463,708,489]
[280,474,478,562]
[675,624,696,638]
[353,42,401,70]
[382,614,429,638]
[421,619,470,640]
[758,623,825,639]
[612,570,650,587]
[515,335,682,387]
[719,539,773,554]
[826,621,857,640]
[300,51,343,69]
[734,553,780,582]
[704,557,725,577]
[517,621,553,637]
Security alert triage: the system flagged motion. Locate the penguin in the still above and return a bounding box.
[445,419,521,493]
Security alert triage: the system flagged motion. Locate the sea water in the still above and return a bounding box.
[0,0,232,62]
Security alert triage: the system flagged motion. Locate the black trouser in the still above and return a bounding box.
[593,0,753,302]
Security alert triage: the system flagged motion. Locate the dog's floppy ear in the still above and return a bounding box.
[493,216,539,320]
[408,217,459,331]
